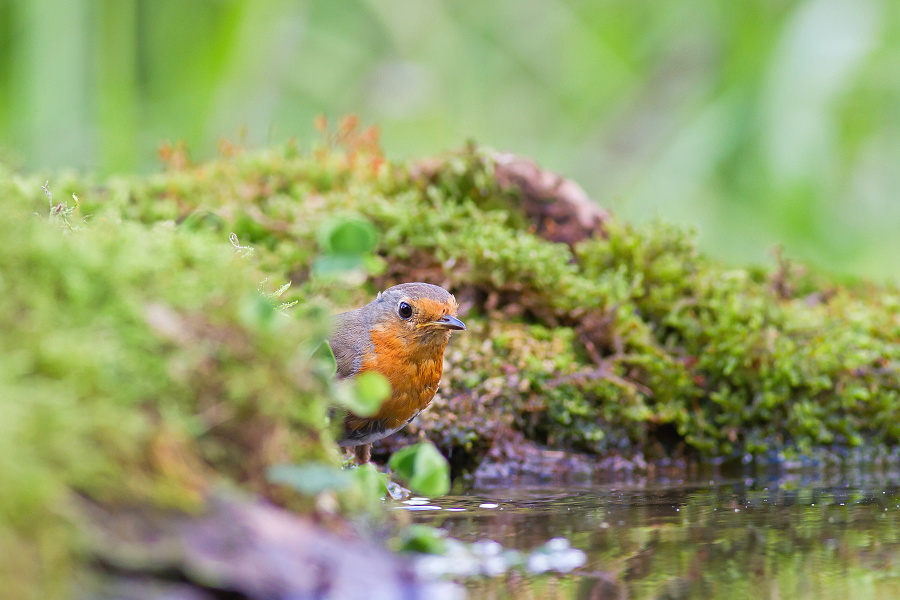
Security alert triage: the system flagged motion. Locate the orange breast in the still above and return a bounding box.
[353,322,448,431]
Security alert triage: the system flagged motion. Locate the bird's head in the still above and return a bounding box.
[367,282,465,346]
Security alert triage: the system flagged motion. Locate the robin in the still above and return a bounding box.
[330,282,466,463]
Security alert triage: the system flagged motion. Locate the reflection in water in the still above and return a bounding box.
[399,473,900,599]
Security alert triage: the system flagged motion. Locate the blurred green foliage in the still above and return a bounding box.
[394,524,448,555]
[2,0,899,277]
[267,463,356,496]
[0,154,401,597]
[333,371,392,417]
[389,442,452,496]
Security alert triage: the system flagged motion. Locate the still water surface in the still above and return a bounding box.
[400,473,900,599]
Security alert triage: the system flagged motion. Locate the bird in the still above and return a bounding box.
[329,282,465,463]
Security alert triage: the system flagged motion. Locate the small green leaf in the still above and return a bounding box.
[332,372,391,417]
[312,254,365,276]
[266,463,354,495]
[355,371,391,408]
[389,442,450,496]
[239,292,278,330]
[318,217,378,256]
[411,461,449,497]
[312,217,379,278]
[387,444,419,479]
[395,524,448,554]
[354,462,388,499]
[312,340,337,377]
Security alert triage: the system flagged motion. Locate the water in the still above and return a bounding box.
[398,473,900,599]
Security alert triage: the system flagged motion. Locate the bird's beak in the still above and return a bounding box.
[428,315,466,331]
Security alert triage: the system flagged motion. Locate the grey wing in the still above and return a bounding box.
[329,310,373,379]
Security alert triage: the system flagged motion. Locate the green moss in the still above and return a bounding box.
[3,128,900,592]
[9,136,899,462]
[0,195,342,597]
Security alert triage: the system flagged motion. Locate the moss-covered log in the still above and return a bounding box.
[2,120,899,595]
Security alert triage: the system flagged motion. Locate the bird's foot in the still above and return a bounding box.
[353,443,372,464]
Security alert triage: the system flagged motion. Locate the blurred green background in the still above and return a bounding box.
[1,0,898,279]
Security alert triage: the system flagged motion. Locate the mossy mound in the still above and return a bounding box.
[381,151,900,463]
[402,218,900,467]
[0,190,344,597]
[5,123,899,468]
[3,122,900,594]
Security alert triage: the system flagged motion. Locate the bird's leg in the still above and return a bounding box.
[354,443,372,464]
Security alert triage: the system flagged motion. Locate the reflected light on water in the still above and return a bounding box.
[397,473,900,599]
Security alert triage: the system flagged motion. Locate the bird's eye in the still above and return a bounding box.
[398,302,413,319]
